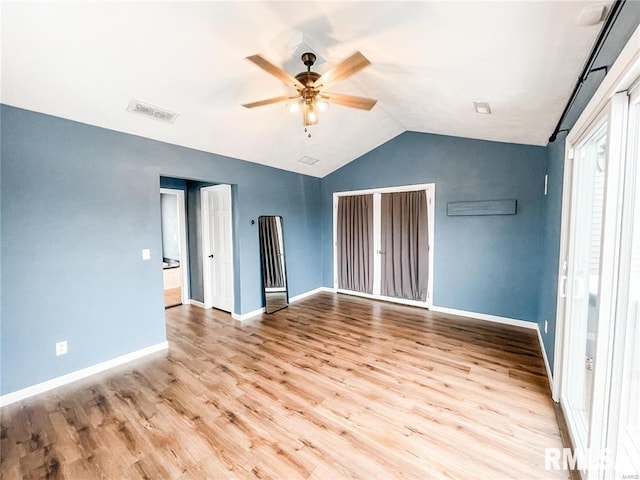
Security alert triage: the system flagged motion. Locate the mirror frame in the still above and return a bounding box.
[258,215,289,314]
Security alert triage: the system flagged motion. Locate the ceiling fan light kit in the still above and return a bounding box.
[242,50,377,135]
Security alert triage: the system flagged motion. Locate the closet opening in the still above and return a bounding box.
[332,183,435,308]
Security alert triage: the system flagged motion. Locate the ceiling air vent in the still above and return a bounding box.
[126,99,178,124]
[473,101,492,114]
[298,156,319,165]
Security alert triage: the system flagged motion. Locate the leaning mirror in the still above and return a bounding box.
[258,216,288,313]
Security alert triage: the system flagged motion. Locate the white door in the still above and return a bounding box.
[201,185,234,312]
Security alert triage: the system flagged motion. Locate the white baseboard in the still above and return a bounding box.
[231,287,334,322]
[335,288,430,309]
[430,305,553,393]
[0,341,168,407]
[317,286,336,294]
[232,307,265,322]
[186,299,205,308]
[536,325,554,393]
[429,305,537,330]
[290,287,332,303]
[311,291,535,330]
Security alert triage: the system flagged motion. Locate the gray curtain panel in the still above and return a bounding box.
[337,194,374,294]
[258,216,285,288]
[381,190,429,301]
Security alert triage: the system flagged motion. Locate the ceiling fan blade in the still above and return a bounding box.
[312,52,371,90]
[246,55,305,91]
[321,92,377,110]
[241,96,291,109]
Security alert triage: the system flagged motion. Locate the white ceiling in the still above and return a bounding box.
[1,1,607,177]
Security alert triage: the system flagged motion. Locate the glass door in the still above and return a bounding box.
[554,29,639,480]
[562,120,608,450]
[559,90,632,479]
[610,90,640,478]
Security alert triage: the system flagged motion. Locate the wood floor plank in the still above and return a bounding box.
[1,292,568,479]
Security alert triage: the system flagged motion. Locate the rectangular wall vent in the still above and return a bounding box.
[298,156,319,165]
[127,99,178,124]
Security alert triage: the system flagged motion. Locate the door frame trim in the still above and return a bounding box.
[201,184,234,312]
[160,188,190,304]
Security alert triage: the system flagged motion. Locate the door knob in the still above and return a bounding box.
[208,254,214,258]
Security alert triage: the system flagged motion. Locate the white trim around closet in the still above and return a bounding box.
[333,183,435,309]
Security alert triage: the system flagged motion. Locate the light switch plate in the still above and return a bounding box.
[56,340,68,356]
[142,249,151,260]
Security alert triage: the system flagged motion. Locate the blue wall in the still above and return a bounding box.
[321,132,546,322]
[1,105,321,395]
[537,132,566,371]
[185,180,214,303]
[160,177,188,191]
[537,2,640,371]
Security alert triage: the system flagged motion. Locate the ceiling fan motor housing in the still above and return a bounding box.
[296,52,321,88]
[301,52,316,68]
[296,71,321,88]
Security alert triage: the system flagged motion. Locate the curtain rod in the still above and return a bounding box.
[548,0,625,143]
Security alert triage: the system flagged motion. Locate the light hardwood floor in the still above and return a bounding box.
[1,292,568,479]
[164,287,182,308]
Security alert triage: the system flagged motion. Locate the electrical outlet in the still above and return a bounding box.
[56,340,68,356]
[142,249,150,260]
[544,320,548,334]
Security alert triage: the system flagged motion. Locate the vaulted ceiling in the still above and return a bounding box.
[1,1,608,177]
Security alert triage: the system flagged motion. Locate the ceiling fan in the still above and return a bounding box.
[242,51,377,128]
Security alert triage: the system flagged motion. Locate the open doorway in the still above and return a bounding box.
[159,177,235,314]
[160,188,189,308]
